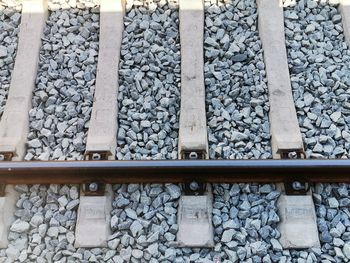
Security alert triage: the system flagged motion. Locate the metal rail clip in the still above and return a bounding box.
[83,151,110,196]
[279,149,306,159]
[182,181,206,196]
[0,152,14,161]
[181,150,207,195]
[181,150,206,160]
[82,182,106,196]
[84,151,111,161]
[279,148,309,195]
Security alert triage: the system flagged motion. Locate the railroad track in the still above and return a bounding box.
[0,0,350,261]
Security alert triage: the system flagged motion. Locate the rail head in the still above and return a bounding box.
[0,159,349,184]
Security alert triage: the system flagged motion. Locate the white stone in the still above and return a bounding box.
[5,246,20,261]
[0,46,7,58]
[30,214,44,226]
[330,111,341,122]
[58,196,69,207]
[224,249,238,262]
[130,221,143,237]
[47,227,59,238]
[270,238,283,251]
[10,220,30,233]
[343,243,350,259]
[132,249,143,259]
[221,229,235,243]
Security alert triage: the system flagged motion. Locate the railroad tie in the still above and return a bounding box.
[0,0,48,161]
[339,0,350,44]
[0,0,48,248]
[0,0,349,258]
[176,0,214,248]
[74,0,125,248]
[257,0,320,249]
[84,0,125,161]
[178,0,209,160]
[257,0,304,158]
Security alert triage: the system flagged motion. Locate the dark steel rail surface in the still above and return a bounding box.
[0,159,349,184]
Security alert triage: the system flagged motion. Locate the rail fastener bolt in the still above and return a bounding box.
[189,152,198,160]
[292,181,304,191]
[92,153,101,161]
[88,182,99,192]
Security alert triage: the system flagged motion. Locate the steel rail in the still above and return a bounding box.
[0,159,349,184]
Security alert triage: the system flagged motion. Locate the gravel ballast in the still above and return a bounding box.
[48,0,100,11]
[25,8,99,161]
[312,183,350,262]
[204,0,272,160]
[0,183,283,263]
[110,183,350,263]
[0,183,350,262]
[0,184,112,263]
[0,0,22,9]
[0,5,21,119]
[110,183,284,263]
[116,1,181,160]
[284,0,350,158]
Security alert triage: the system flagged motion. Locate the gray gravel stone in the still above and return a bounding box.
[2,2,349,262]
[130,220,143,237]
[221,229,235,243]
[116,3,180,160]
[344,243,350,259]
[10,220,29,233]
[0,46,7,58]
[284,0,350,158]
[205,0,272,160]
[328,197,339,208]
[0,0,22,9]
[305,183,350,262]
[48,0,100,11]
[165,184,181,200]
[0,184,115,262]
[26,8,99,160]
[3,182,350,262]
[0,7,21,119]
